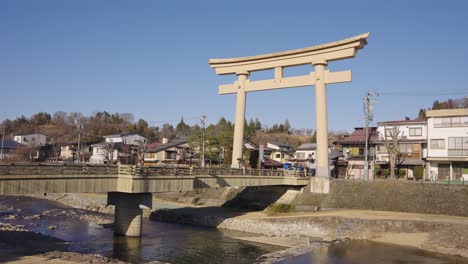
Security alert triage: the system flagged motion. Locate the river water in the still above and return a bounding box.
[1,196,468,264]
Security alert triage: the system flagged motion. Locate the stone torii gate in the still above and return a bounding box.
[209,33,369,193]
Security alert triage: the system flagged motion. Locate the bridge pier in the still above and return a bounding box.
[107,192,152,237]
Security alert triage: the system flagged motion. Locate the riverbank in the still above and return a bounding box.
[150,204,468,260]
[7,192,468,263]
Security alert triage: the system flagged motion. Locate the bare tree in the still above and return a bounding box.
[380,125,405,179]
[47,138,61,163]
[100,143,116,164]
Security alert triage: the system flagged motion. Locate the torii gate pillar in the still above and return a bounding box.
[209,33,369,192]
[313,60,330,179]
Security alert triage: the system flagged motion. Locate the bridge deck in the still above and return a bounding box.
[0,163,309,195]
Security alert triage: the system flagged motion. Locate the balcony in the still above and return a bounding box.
[448,150,468,156]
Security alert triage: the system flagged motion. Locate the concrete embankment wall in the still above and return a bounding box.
[156,180,468,217]
[156,186,301,210]
[298,180,468,217]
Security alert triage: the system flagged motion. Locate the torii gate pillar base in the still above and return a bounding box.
[310,177,330,194]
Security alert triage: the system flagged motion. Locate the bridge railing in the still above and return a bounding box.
[0,163,297,178]
[0,162,118,175]
[117,165,290,177]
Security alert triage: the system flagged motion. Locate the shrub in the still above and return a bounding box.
[414,166,424,180]
[398,169,406,177]
[374,164,382,176]
[382,169,390,176]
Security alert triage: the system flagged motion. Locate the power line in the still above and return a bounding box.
[377,90,467,97]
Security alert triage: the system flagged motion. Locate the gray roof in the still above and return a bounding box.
[146,139,189,153]
[1,140,25,149]
[329,150,342,160]
[268,141,292,148]
[103,133,145,138]
[297,143,317,150]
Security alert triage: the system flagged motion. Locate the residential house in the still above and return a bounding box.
[89,133,147,164]
[426,109,468,181]
[0,139,25,160]
[293,143,341,176]
[144,138,191,165]
[59,143,94,163]
[13,133,47,147]
[376,119,427,179]
[336,127,379,180]
[294,143,317,162]
[12,133,47,160]
[267,141,294,164]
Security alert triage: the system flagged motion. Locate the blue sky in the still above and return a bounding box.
[1,0,467,132]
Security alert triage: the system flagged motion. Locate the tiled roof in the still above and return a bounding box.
[297,143,317,150]
[1,140,25,149]
[336,127,379,145]
[146,139,189,153]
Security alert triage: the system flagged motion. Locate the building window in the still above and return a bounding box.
[399,144,413,154]
[448,137,468,156]
[409,127,422,136]
[430,139,445,149]
[384,128,395,137]
[434,116,468,128]
[434,117,452,128]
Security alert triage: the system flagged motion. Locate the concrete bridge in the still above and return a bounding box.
[0,163,308,236]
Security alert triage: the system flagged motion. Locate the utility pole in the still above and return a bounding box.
[77,123,82,164]
[200,115,206,168]
[363,90,377,181]
[0,126,5,160]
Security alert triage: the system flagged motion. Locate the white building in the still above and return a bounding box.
[13,133,47,147]
[295,143,316,161]
[104,133,147,145]
[89,133,147,164]
[376,119,427,179]
[426,109,468,181]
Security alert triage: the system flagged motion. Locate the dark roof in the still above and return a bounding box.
[146,139,189,153]
[297,143,317,150]
[263,158,283,167]
[1,140,25,149]
[90,142,124,149]
[268,141,292,148]
[336,127,379,145]
[103,133,144,138]
[243,137,258,149]
[329,150,342,160]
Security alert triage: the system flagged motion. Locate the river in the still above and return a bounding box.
[1,195,467,264]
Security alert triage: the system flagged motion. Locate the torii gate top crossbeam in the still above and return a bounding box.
[209,33,369,75]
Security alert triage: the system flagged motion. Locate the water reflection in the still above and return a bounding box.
[113,236,142,263]
[278,240,468,264]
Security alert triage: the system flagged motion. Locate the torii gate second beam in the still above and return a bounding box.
[209,33,369,192]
